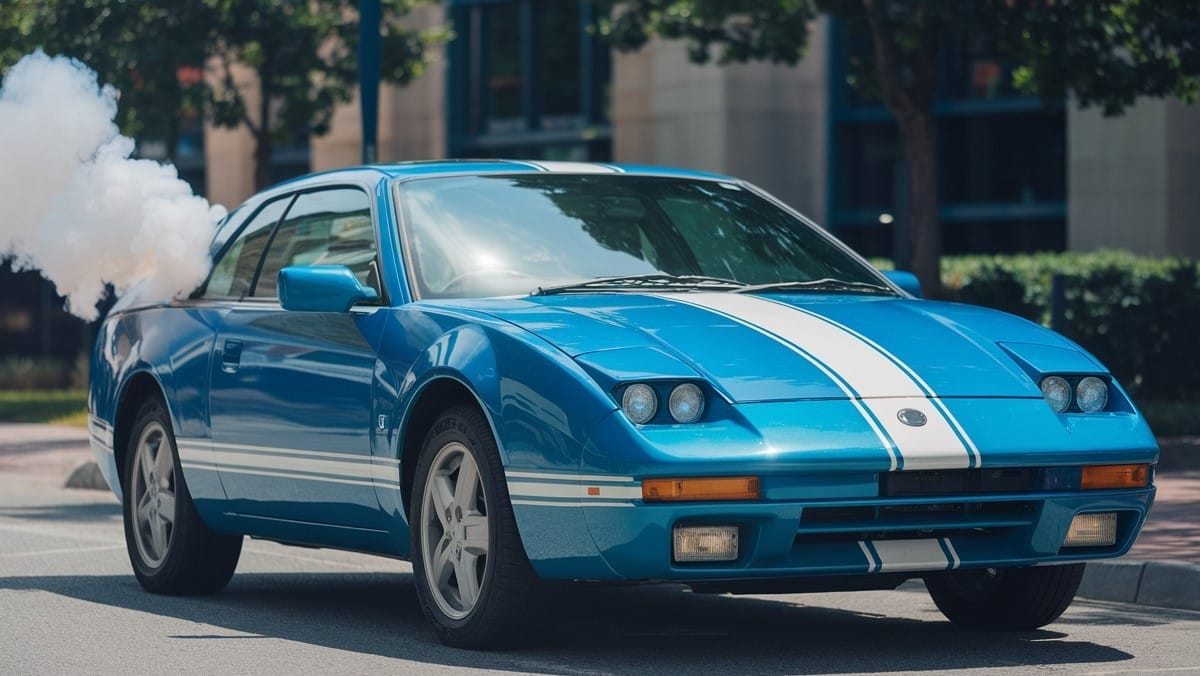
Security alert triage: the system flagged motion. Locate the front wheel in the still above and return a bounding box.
[924,564,1085,630]
[122,397,242,595]
[410,405,540,648]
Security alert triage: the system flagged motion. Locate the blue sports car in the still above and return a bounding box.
[89,161,1157,647]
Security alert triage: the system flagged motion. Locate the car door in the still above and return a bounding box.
[208,186,391,530]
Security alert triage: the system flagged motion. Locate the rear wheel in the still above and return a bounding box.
[410,405,540,648]
[924,564,1085,630]
[122,397,242,595]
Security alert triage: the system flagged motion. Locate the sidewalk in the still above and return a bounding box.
[1,422,1197,609]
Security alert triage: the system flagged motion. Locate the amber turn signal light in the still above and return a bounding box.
[642,476,760,502]
[1081,464,1149,490]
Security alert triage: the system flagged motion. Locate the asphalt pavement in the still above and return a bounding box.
[2,420,1200,633]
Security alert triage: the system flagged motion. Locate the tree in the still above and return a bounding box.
[206,0,443,190]
[597,1,1200,297]
[1,0,444,191]
[1,1,210,153]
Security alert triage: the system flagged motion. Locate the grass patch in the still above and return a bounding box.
[1140,399,1200,438]
[0,390,87,424]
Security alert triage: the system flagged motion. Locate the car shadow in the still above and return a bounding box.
[0,572,1142,674]
[0,500,122,523]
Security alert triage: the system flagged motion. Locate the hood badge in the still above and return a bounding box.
[897,408,928,427]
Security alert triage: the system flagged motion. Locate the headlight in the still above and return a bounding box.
[1040,376,1071,413]
[668,384,705,423]
[622,383,658,424]
[1076,376,1109,413]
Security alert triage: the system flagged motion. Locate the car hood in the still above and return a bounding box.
[455,292,1101,403]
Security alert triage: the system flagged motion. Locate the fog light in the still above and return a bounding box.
[673,525,739,562]
[1063,512,1117,547]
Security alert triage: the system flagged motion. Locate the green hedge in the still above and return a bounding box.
[878,251,1200,402]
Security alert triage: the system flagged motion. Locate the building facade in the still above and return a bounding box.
[4,2,1198,362]
[205,1,1200,264]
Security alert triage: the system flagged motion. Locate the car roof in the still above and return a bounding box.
[264,160,734,194]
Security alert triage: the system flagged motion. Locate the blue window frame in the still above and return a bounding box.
[827,20,1066,259]
[447,0,612,161]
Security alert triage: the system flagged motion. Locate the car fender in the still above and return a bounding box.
[378,310,619,573]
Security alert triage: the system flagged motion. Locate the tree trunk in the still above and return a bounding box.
[860,0,943,298]
[253,131,273,191]
[895,110,944,298]
[253,65,274,191]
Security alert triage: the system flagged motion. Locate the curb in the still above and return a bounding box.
[64,459,110,491]
[1078,559,1200,612]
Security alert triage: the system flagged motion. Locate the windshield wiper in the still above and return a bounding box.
[732,278,896,296]
[532,273,747,296]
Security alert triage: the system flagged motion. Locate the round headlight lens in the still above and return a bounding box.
[622,384,658,424]
[1040,376,1072,413]
[668,383,706,423]
[1076,376,1109,413]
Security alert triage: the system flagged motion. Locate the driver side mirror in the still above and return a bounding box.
[883,270,922,298]
[278,265,379,312]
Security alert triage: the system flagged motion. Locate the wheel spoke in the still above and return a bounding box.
[157,491,176,525]
[430,474,454,532]
[136,492,155,528]
[153,437,173,483]
[454,554,481,608]
[461,514,489,556]
[432,537,455,589]
[453,455,479,510]
[137,487,153,513]
[149,514,167,557]
[139,450,153,486]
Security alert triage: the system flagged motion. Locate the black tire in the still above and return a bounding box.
[410,404,541,649]
[924,563,1085,630]
[122,396,242,595]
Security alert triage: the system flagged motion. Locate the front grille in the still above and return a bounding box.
[796,499,1037,542]
[881,468,1035,497]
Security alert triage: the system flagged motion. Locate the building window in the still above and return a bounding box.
[448,0,612,161]
[829,21,1066,259]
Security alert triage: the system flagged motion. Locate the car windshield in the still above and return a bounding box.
[396,174,888,299]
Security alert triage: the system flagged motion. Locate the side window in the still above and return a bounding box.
[252,188,379,300]
[203,197,291,298]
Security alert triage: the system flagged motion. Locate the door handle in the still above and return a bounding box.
[221,339,243,374]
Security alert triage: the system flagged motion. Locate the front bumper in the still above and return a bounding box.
[577,486,1154,581]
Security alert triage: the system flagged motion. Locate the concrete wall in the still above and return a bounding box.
[204,61,260,209]
[1068,98,1200,258]
[612,19,831,224]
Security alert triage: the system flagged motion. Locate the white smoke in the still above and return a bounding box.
[0,51,225,320]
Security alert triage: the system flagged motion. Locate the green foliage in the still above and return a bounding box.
[0,390,87,423]
[206,1,445,149]
[598,0,1200,116]
[0,1,210,147]
[0,1,446,185]
[0,357,86,391]
[936,251,1200,401]
[1009,0,1200,115]
[1140,399,1200,438]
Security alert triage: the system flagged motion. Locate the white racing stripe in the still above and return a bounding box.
[662,293,976,471]
[507,481,642,500]
[175,439,400,488]
[524,161,619,174]
[760,297,983,468]
[860,538,958,573]
[505,469,642,507]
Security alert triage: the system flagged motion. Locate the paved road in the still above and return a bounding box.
[3,472,1200,675]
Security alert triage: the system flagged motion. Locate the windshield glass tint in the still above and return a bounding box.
[397,174,883,299]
